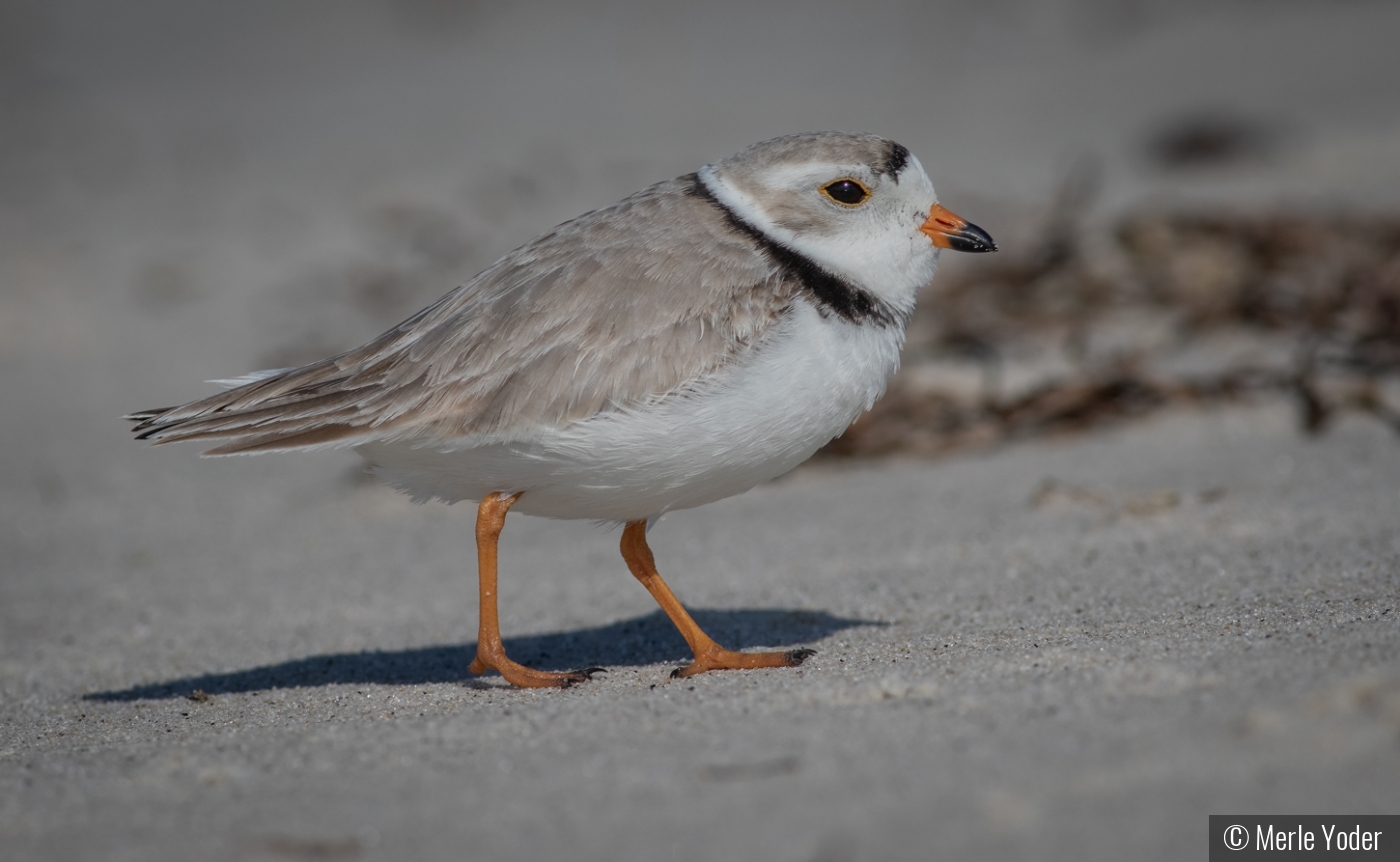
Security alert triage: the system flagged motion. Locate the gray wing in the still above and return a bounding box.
[128,176,796,455]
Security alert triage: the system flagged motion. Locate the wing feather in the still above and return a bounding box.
[129,175,794,455]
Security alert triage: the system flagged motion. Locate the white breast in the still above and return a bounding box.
[358,300,905,522]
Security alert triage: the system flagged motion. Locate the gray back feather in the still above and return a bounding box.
[130,175,795,454]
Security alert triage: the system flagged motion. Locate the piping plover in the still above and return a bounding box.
[128,132,996,688]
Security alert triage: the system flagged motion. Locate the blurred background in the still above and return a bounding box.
[4,0,1398,479]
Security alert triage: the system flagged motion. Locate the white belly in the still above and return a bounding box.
[357,301,904,522]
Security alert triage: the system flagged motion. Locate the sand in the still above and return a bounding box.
[3,2,1398,859]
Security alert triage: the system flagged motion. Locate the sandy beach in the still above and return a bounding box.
[3,2,1398,859]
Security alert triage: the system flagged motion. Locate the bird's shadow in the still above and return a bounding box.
[84,608,878,701]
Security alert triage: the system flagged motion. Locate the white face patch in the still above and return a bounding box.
[699,157,941,316]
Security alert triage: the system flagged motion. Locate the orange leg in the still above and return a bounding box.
[467,492,603,688]
[620,521,815,679]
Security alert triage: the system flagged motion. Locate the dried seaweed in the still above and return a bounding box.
[820,178,1400,459]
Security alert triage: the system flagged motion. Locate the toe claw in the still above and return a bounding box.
[787,648,817,665]
[557,667,606,687]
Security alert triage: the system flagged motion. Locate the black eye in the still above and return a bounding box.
[821,179,870,206]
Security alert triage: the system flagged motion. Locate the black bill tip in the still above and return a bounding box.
[946,221,998,253]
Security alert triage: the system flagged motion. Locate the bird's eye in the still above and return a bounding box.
[820,179,871,207]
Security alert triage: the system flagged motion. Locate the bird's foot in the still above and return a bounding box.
[469,652,605,689]
[670,646,816,680]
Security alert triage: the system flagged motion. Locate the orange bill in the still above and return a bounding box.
[919,204,997,253]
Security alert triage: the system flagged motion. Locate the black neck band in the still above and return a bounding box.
[685,173,901,327]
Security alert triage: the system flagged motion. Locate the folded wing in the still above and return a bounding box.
[128,176,794,455]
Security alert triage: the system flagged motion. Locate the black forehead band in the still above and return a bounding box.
[881,142,910,181]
